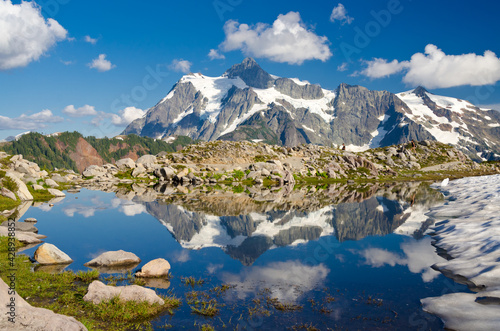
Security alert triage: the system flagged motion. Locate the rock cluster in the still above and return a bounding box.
[83,280,164,305]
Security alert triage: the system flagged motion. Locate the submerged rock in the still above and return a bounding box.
[135,258,171,278]
[34,243,73,265]
[84,250,141,267]
[83,280,164,305]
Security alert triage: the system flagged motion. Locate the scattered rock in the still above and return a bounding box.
[83,280,164,305]
[34,243,73,265]
[116,158,136,169]
[32,184,45,191]
[135,258,171,278]
[84,250,141,267]
[1,221,38,233]
[0,226,43,244]
[24,217,37,223]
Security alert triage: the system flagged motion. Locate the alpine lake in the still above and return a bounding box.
[14,180,469,330]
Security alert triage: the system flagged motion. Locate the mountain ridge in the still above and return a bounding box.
[122,58,500,161]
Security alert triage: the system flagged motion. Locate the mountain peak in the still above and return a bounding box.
[224,57,274,89]
[413,86,429,97]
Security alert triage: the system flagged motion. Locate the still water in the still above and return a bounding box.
[18,182,469,330]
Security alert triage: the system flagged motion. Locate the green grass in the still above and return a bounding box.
[27,185,55,202]
[0,236,181,330]
[1,175,18,193]
[0,195,20,211]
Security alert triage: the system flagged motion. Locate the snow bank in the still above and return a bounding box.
[421,174,500,330]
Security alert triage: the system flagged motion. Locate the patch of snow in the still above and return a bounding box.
[426,93,472,115]
[369,114,390,148]
[115,137,124,141]
[394,205,430,236]
[301,125,315,133]
[290,77,310,86]
[422,174,500,330]
[345,144,370,152]
[251,139,264,143]
[396,91,462,144]
[488,123,500,127]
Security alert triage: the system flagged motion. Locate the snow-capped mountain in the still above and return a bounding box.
[123,58,500,160]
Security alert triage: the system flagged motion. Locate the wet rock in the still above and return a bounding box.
[34,243,73,265]
[24,217,37,223]
[84,250,141,267]
[135,258,171,278]
[83,280,164,305]
[0,226,43,244]
[0,278,87,330]
[1,221,38,233]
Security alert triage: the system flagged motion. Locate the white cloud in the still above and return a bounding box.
[169,59,192,73]
[84,35,97,45]
[330,4,354,25]
[62,104,98,117]
[0,0,67,70]
[222,261,329,302]
[358,44,500,88]
[0,109,63,130]
[120,203,146,216]
[88,54,115,72]
[337,62,348,72]
[111,107,146,126]
[220,11,332,65]
[357,58,407,78]
[60,59,74,65]
[359,237,445,283]
[208,49,225,60]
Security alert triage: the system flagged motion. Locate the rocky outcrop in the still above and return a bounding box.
[135,258,171,278]
[84,250,141,267]
[83,280,164,305]
[0,226,44,244]
[5,172,33,201]
[0,278,87,331]
[34,243,73,265]
[69,137,104,173]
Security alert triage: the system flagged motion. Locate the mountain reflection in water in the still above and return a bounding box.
[109,181,442,265]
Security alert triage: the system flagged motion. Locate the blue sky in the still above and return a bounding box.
[1,0,500,139]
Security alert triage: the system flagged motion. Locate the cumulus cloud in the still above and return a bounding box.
[111,107,146,126]
[219,11,332,65]
[0,0,67,70]
[84,35,98,44]
[357,58,407,78]
[88,54,115,72]
[358,44,500,88]
[330,4,354,25]
[168,59,192,73]
[222,261,329,302]
[358,237,445,282]
[208,49,225,60]
[0,110,63,130]
[62,104,98,117]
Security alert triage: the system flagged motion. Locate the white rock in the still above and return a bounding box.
[47,188,66,197]
[32,184,45,191]
[0,226,43,244]
[0,278,87,330]
[84,250,141,267]
[0,187,16,200]
[136,154,156,165]
[83,280,164,305]
[45,178,59,188]
[135,258,171,278]
[34,243,73,265]
[116,158,136,169]
[132,164,146,177]
[5,172,33,201]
